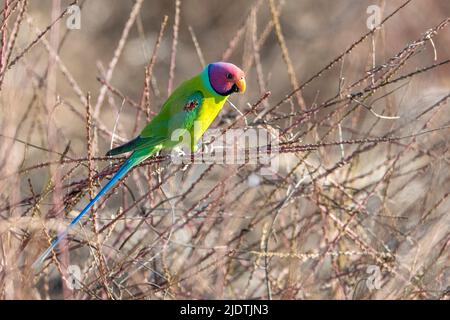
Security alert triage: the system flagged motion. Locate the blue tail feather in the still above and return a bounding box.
[32,157,137,270]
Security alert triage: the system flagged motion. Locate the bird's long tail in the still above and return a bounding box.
[32,155,141,270]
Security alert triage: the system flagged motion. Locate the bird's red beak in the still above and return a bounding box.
[236,77,246,93]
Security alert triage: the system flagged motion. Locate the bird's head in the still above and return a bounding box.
[207,62,246,96]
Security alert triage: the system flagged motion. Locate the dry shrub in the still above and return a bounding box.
[0,0,449,299]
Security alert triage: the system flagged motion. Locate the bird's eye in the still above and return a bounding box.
[226,73,233,80]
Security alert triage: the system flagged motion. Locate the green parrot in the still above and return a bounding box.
[33,62,246,269]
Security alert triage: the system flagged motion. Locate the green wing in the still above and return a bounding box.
[106,80,204,156]
[139,86,204,150]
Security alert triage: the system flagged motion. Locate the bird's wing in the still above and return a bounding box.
[140,78,205,148]
[107,77,205,156]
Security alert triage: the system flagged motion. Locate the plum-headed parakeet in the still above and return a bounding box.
[33,62,246,269]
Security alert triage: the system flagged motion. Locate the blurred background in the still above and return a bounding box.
[0,0,449,299]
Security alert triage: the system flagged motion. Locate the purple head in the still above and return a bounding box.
[207,62,246,96]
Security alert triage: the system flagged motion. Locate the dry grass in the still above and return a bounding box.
[0,0,449,299]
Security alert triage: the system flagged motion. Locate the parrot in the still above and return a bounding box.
[32,62,246,269]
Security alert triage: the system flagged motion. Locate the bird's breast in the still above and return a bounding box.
[193,94,228,141]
